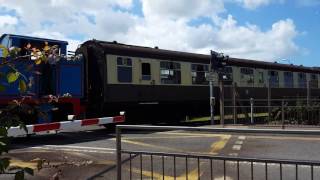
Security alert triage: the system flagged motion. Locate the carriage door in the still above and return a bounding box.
[139,60,156,102]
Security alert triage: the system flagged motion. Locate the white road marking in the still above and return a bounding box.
[31,146,115,154]
[31,147,114,154]
[29,145,115,154]
[228,153,238,156]
[232,145,242,151]
[225,161,320,169]
[230,136,245,152]
[42,145,115,151]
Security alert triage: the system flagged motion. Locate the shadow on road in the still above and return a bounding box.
[9,128,115,149]
[8,127,167,150]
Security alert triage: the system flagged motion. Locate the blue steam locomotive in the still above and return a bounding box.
[0,34,84,124]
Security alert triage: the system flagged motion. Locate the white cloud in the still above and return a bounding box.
[141,0,225,20]
[29,31,82,53]
[0,15,18,27]
[0,0,301,62]
[241,0,270,9]
[235,0,285,10]
[213,16,299,60]
[0,0,136,49]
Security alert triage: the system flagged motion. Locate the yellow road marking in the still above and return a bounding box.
[129,167,173,180]
[118,133,231,179]
[120,134,231,154]
[10,159,38,169]
[128,165,204,180]
[122,135,223,140]
[210,135,231,154]
[181,135,230,179]
[113,136,233,155]
[92,160,115,165]
[114,133,228,141]
[120,139,181,152]
[182,164,204,180]
[157,132,230,137]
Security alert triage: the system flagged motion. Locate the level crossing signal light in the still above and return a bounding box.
[210,50,228,72]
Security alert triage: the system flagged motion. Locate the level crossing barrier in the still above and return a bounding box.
[8,115,125,137]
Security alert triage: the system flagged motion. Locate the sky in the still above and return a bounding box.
[0,0,319,66]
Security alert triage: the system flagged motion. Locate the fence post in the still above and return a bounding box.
[233,82,237,124]
[250,98,254,124]
[282,100,285,129]
[267,80,271,123]
[307,80,310,107]
[307,80,311,123]
[219,80,225,126]
[116,126,122,180]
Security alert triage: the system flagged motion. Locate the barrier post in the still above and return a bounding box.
[233,82,237,124]
[219,80,225,126]
[250,98,254,124]
[210,80,215,125]
[307,80,310,107]
[282,100,285,129]
[116,126,122,180]
[268,80,271,123]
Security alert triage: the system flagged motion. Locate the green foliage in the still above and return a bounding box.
[14,170,24,180]
[23,167,34,176]
[7,72,20,83]
[8,166,34,180]
[0,42,61,179]
[0,45,9,58]
[0,85,5,92]
[18,80,27,93]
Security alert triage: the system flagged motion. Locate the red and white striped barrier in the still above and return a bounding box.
[8,116,125,137]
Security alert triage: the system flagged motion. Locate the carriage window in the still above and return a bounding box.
[221,66,233,85]
[160,61,181,84]
[258,71,264,84]
[284,72,294,88]
[240,68,254,85]
[141,63,151,80]
[298,72,307,88]
[310,74,318,88]
[191,64,209,85]
[268,70,279,88]
[117,57,132,83]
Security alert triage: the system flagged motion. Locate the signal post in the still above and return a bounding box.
[209,50,229,126]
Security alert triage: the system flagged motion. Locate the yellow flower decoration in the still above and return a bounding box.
[0,45,9,58]
[35,58,42,65]
[43,42,50,52]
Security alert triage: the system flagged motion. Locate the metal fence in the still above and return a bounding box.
[223,98,320,127]
[116,125,320,180]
